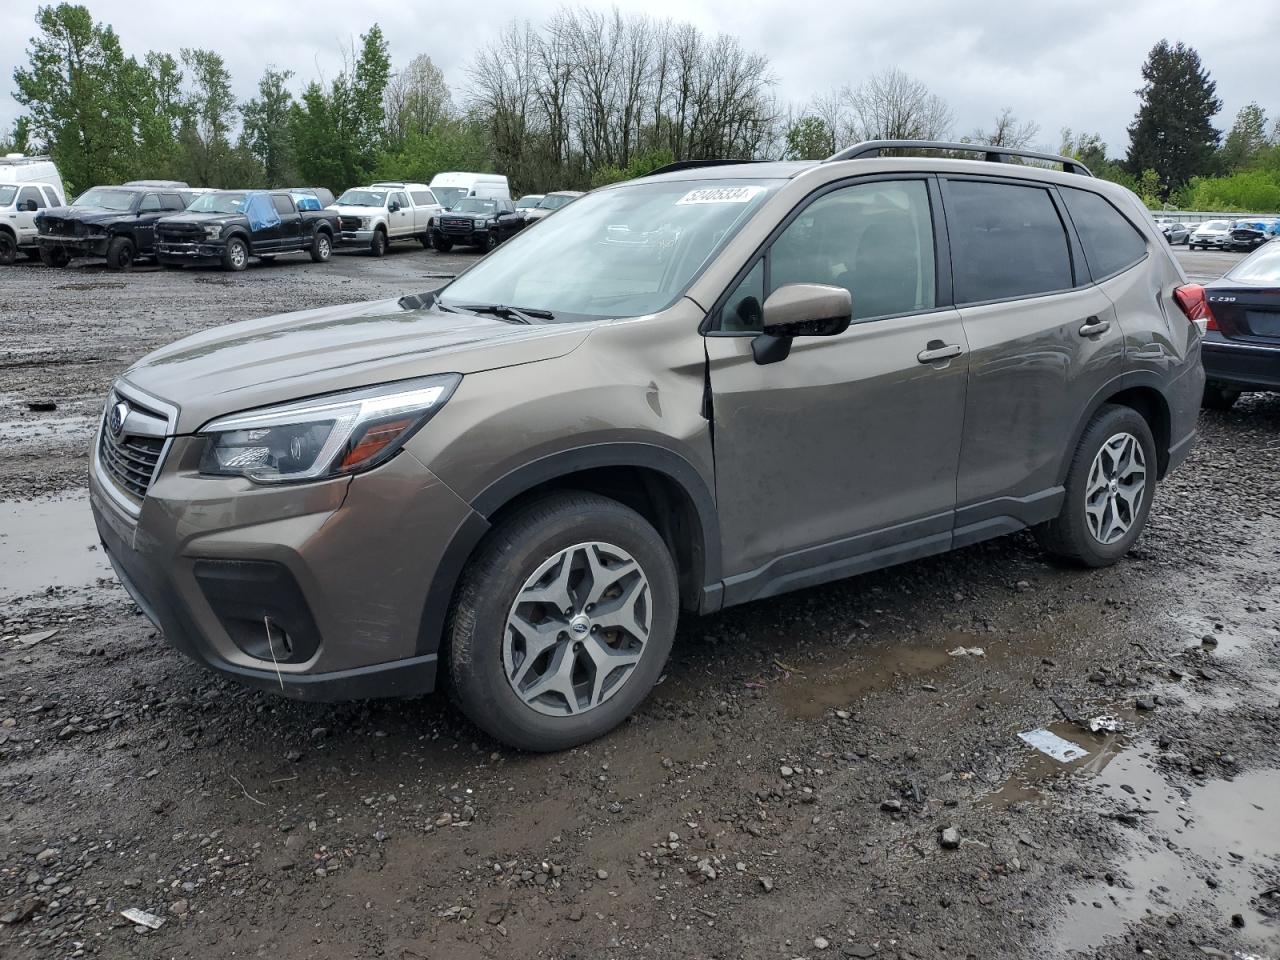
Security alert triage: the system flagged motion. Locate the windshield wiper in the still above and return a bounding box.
[455,304,555,324]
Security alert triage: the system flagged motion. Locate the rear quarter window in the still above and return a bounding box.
[945,179,1073,304]
[1059,187,1148,280]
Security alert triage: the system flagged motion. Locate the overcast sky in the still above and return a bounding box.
[2,0,1277,157]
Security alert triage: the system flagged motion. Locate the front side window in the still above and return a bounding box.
[17,186,45,209]
[439,178,780,321]
[1059,187,1147,280]
[138,194,162,213]
[946,179,1073,304]
[393,192,409,209]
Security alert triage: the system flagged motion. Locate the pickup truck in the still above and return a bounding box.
[331,183,442,255]
[155,190,339,271]
[35,185,193,269]
[0,181,65,264]
[431,196,525,251]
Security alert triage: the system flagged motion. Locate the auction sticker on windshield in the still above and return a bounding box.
[676,186,766,205]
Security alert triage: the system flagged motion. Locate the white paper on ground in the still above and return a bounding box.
[1017,728,1089,763]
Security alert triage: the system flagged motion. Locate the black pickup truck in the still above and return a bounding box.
[155,190,339,271]
[35,185,195,270]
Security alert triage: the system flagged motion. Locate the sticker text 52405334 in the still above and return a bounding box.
[676,186,766,205]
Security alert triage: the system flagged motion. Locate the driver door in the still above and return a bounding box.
[705,176,968,602]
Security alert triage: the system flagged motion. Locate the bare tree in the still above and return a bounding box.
[384,54,451,146]
[969,107,1039,149]
[848,68,953,141]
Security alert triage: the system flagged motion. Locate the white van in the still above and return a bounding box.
[427,172,510,210]
[0,155,66,203]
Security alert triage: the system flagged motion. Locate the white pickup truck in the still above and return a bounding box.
[0,180,66,265]
[329,182,443,256]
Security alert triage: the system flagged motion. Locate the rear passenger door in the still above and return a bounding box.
[135,193,164,251]
[272,195,302,250]
[706,176,969,598]
[942,176,1124,539]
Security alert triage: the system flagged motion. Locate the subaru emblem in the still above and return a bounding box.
[109,400,129,437]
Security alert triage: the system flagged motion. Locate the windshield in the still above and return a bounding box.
[0,186,16,206]
[453,198,497,214]
[73,188,136,211]
[538,194,576,210]
[516,196,542,209]
[337,189,387,207]
[187,192,248,215]
[1227,242,1280,284]
[432,186,467,209]
[439,178,780,321]
[1200,220,1229,231]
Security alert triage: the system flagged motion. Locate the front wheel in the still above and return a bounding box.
[420,233,433,249]
[433,234,453,252]
[1035,404,1157,568]
[221,237,248,272]
[39,245,70,268]
[370,229,387,257]
[484,233,498,252]
[310,232,332,262]
[447,492,679,751]
[106,236,135,271]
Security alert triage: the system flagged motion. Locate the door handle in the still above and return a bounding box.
[917,342,962,364]
[1079,316,1111,337]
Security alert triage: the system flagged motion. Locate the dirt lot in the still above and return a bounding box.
[1,245,1278,960]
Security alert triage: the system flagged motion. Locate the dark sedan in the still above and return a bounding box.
[1182,239,1280,409]
[1226,219,1277,253]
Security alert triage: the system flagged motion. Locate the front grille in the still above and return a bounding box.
[40,217,84,237]
[158,223,202,242]
[340,216,362,231]
[442,217,475,234]
[98,394,168,503]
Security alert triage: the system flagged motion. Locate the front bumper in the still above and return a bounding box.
[157,240,226,265]
[89,432,483,701]
[1202,331,1280,391]
[339,228,377,245]
[37,235,109,257]
[436,224,491,244]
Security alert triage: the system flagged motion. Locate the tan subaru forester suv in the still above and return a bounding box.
[90,141,1205,750]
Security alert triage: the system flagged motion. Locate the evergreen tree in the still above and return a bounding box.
[1125,40,1221,196]
[241,67,297,186]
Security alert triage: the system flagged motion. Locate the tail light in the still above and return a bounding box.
[1173,284,1217,333]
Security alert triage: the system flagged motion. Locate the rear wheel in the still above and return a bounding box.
[1202,383,1241,411]
[221,236,248,272]
[106,236,135,271]
[447,492,679,751]
[0,232,16,266]
[1035,404,1157,568]
[310,231,332,262]
[370,228,388,257]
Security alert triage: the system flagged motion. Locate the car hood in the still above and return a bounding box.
[39,205,129,225]
[442,211,490,220]
[157,212,238,226]
[121,298,593,433]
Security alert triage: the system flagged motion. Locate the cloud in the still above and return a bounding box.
[1,0,1274,159]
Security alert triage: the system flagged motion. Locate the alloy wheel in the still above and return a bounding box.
[1085,432,1146,545]
[503,541,651,717]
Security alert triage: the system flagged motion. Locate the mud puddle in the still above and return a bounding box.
[0,415,92,442]
[0,491,112,606]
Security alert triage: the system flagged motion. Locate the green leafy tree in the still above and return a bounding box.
[177,48,240,186]
[1219,102,1268,172]
[784,116,833,161]
[132,52,184,179]
[241,67,297,186]
[12,3,140,193]
[0,118,32,155]
[372,120,488,185]
[1125,40,1221,196]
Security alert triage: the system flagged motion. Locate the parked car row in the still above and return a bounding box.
[1187,218,1280,251]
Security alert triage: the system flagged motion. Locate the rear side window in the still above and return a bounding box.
[411,190,435,205]
[1060,187,1148,280]
[271,195,294,215]
[42,187,62,207]
[945,180,1072,304]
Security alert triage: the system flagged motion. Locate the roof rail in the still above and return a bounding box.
[0,154,54,165]
[825,140,1093,177]
[643,158,765,177]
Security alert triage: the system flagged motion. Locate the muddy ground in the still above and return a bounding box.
[1,245,1278,960]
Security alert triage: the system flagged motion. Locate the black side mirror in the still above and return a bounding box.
[19,199,39,213]
[752,283,852,365]
[388,201,401,212]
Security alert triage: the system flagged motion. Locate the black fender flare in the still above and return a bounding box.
[416,442,722,656]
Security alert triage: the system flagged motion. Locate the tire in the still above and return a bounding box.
[1034,404,1157,568]
[1202,383,1241,411]
[370,228,387,257]
[0,232,16,266]
[221,236,248,272]
[106,236,135,272]
[447,492,679,752]
[39,245,69,268]
[433,235,452,253]
[310,231,332,263]
[420,233,433,249]
[484,233,498,252]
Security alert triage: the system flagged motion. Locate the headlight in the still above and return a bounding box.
[197,374,461,484]
[359,217,371,229]
[204,225,222,239]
